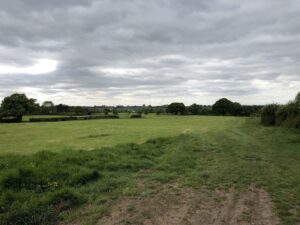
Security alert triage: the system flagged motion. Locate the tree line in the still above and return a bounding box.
[166,99,262,116]
[0,93,264,123]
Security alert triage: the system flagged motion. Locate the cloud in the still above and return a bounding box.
[0,59,58,75]
[0,0,299,105]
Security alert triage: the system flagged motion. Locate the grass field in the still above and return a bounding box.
[0,115,299,225]
[0,115,243,154]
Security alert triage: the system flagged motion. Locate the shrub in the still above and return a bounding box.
[130,114,142,118]
[276,105,289,125]
[285,115,300,128]
[276,103,297,125]
[274,92,300,128]
[0,116,22,123]
[261,104,278,126]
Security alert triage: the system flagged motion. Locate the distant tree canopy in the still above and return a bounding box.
[211,98,262,116]
[0,93,37,122]
[189,104,201,115]
[212,98,234,115]
[0,92,266,123]
[40,101,54,114]
[74,106,85,115]
[231,102,242,116]
[188,104,212,115]
[103,108,110,115]
[42,101,54,108]
[56,104,69,113]
[166,102,185,115]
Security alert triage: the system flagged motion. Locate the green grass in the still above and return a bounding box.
[0,116,299,224]
[0,115,242,154]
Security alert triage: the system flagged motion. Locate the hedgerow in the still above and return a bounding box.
[261,91,300,128]
[29,115,119,122]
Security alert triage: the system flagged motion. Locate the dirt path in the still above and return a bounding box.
[97,184,279,225]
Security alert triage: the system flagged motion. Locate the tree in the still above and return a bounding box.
[103,108,110,115]
[189,104,202,115]
[42,101,54,108]
[231,102,242,116]
[41,101,55,114]
[166,102,185,115]
[112,108,118,116]
[56,104,69,114]
[156,108,164,115]
[0,93,37,122]
[74,106,84,115]
[212,98,234,116]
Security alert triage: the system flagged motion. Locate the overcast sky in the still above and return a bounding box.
[0,0,299,106]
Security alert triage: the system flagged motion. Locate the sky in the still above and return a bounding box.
[0,0,299,106]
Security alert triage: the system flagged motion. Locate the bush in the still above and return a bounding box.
[272,91,300,128]
[276,105,289,125]
[261,104,278,126]
[275,103,296,125]
[130,114,142,118]
[0,116,22,123]
[285,115,300,128]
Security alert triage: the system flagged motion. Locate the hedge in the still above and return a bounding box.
[29,117,77,122]
[130,114,142,119]
[0,116,22,123]
[76,115,119,120]
[261,104,278,126]
[29,115,119,122]
[261,91,300,128]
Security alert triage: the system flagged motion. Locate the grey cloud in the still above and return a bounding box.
[0,0,299,105]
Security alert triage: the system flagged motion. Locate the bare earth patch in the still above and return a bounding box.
[97,184,279,225]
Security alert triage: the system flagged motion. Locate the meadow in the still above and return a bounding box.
[0,115,241,154]
[0,115,299,225]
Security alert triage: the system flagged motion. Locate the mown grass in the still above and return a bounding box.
[0,115,242,154]
[0,117,299,225]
